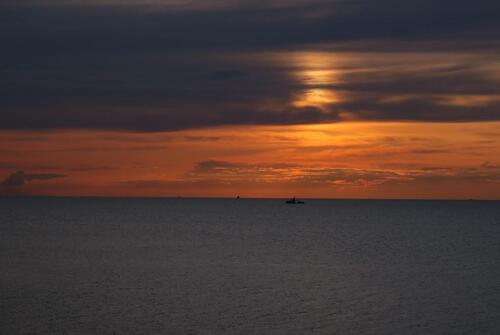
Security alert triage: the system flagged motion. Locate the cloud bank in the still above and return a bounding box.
[1,0,500,131]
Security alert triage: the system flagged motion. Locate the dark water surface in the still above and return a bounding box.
[1,198,500,334]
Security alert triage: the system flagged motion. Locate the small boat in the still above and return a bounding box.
[286,196,305,204]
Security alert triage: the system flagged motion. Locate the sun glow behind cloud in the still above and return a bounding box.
[290,52,342,109]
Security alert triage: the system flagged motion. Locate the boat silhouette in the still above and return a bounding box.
[286,196,305,204]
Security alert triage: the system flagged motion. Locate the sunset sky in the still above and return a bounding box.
[1,0,500,199]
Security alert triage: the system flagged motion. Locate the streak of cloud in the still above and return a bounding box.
[1,170,66,187]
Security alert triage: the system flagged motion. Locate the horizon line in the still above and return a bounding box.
[1,195,498,202]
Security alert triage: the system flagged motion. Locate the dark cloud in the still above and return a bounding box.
[116,161,500,198]
[1,170,66,187]
[0,0,500,131]
[209,70,248,81]
[189,160,500,186]
[480,162,500,169]
[194,160,242,173]
[192,160,296,181]
[411,149,450,155]
[190,160,405,186]
[0,163,19,170]
[183,136,221,142]
[1,0,499,52]
[69,166,116,172]
[323,96,500,123]
[295,168,404,185]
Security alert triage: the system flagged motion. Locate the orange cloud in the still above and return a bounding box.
[1,121,499,199]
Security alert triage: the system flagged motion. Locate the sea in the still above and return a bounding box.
[1,197,500,334]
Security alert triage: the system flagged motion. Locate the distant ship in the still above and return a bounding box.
[286,196,305,204]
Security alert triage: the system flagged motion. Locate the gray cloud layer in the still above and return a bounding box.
[2,0,499,51]
[1,0,500,131]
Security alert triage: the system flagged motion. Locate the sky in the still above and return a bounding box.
[1,0,500,199]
